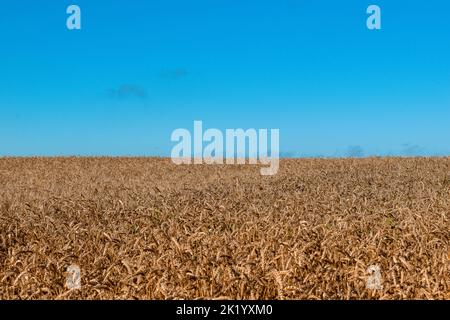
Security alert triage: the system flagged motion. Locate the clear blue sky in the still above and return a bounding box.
[1,0,449,157]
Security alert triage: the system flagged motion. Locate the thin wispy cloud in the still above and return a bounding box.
[159,68,188,79]
[402,143,425,156]
[347,145,365,158]
[280,151,297,158]
[107,84,148,100]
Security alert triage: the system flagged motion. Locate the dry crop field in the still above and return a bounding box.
[0,157,448,299]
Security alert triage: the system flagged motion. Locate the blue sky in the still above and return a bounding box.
[0,0,449,157]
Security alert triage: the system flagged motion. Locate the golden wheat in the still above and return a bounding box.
[0,157,448,299]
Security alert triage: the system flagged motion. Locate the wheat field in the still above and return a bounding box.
[0,157,448,299]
